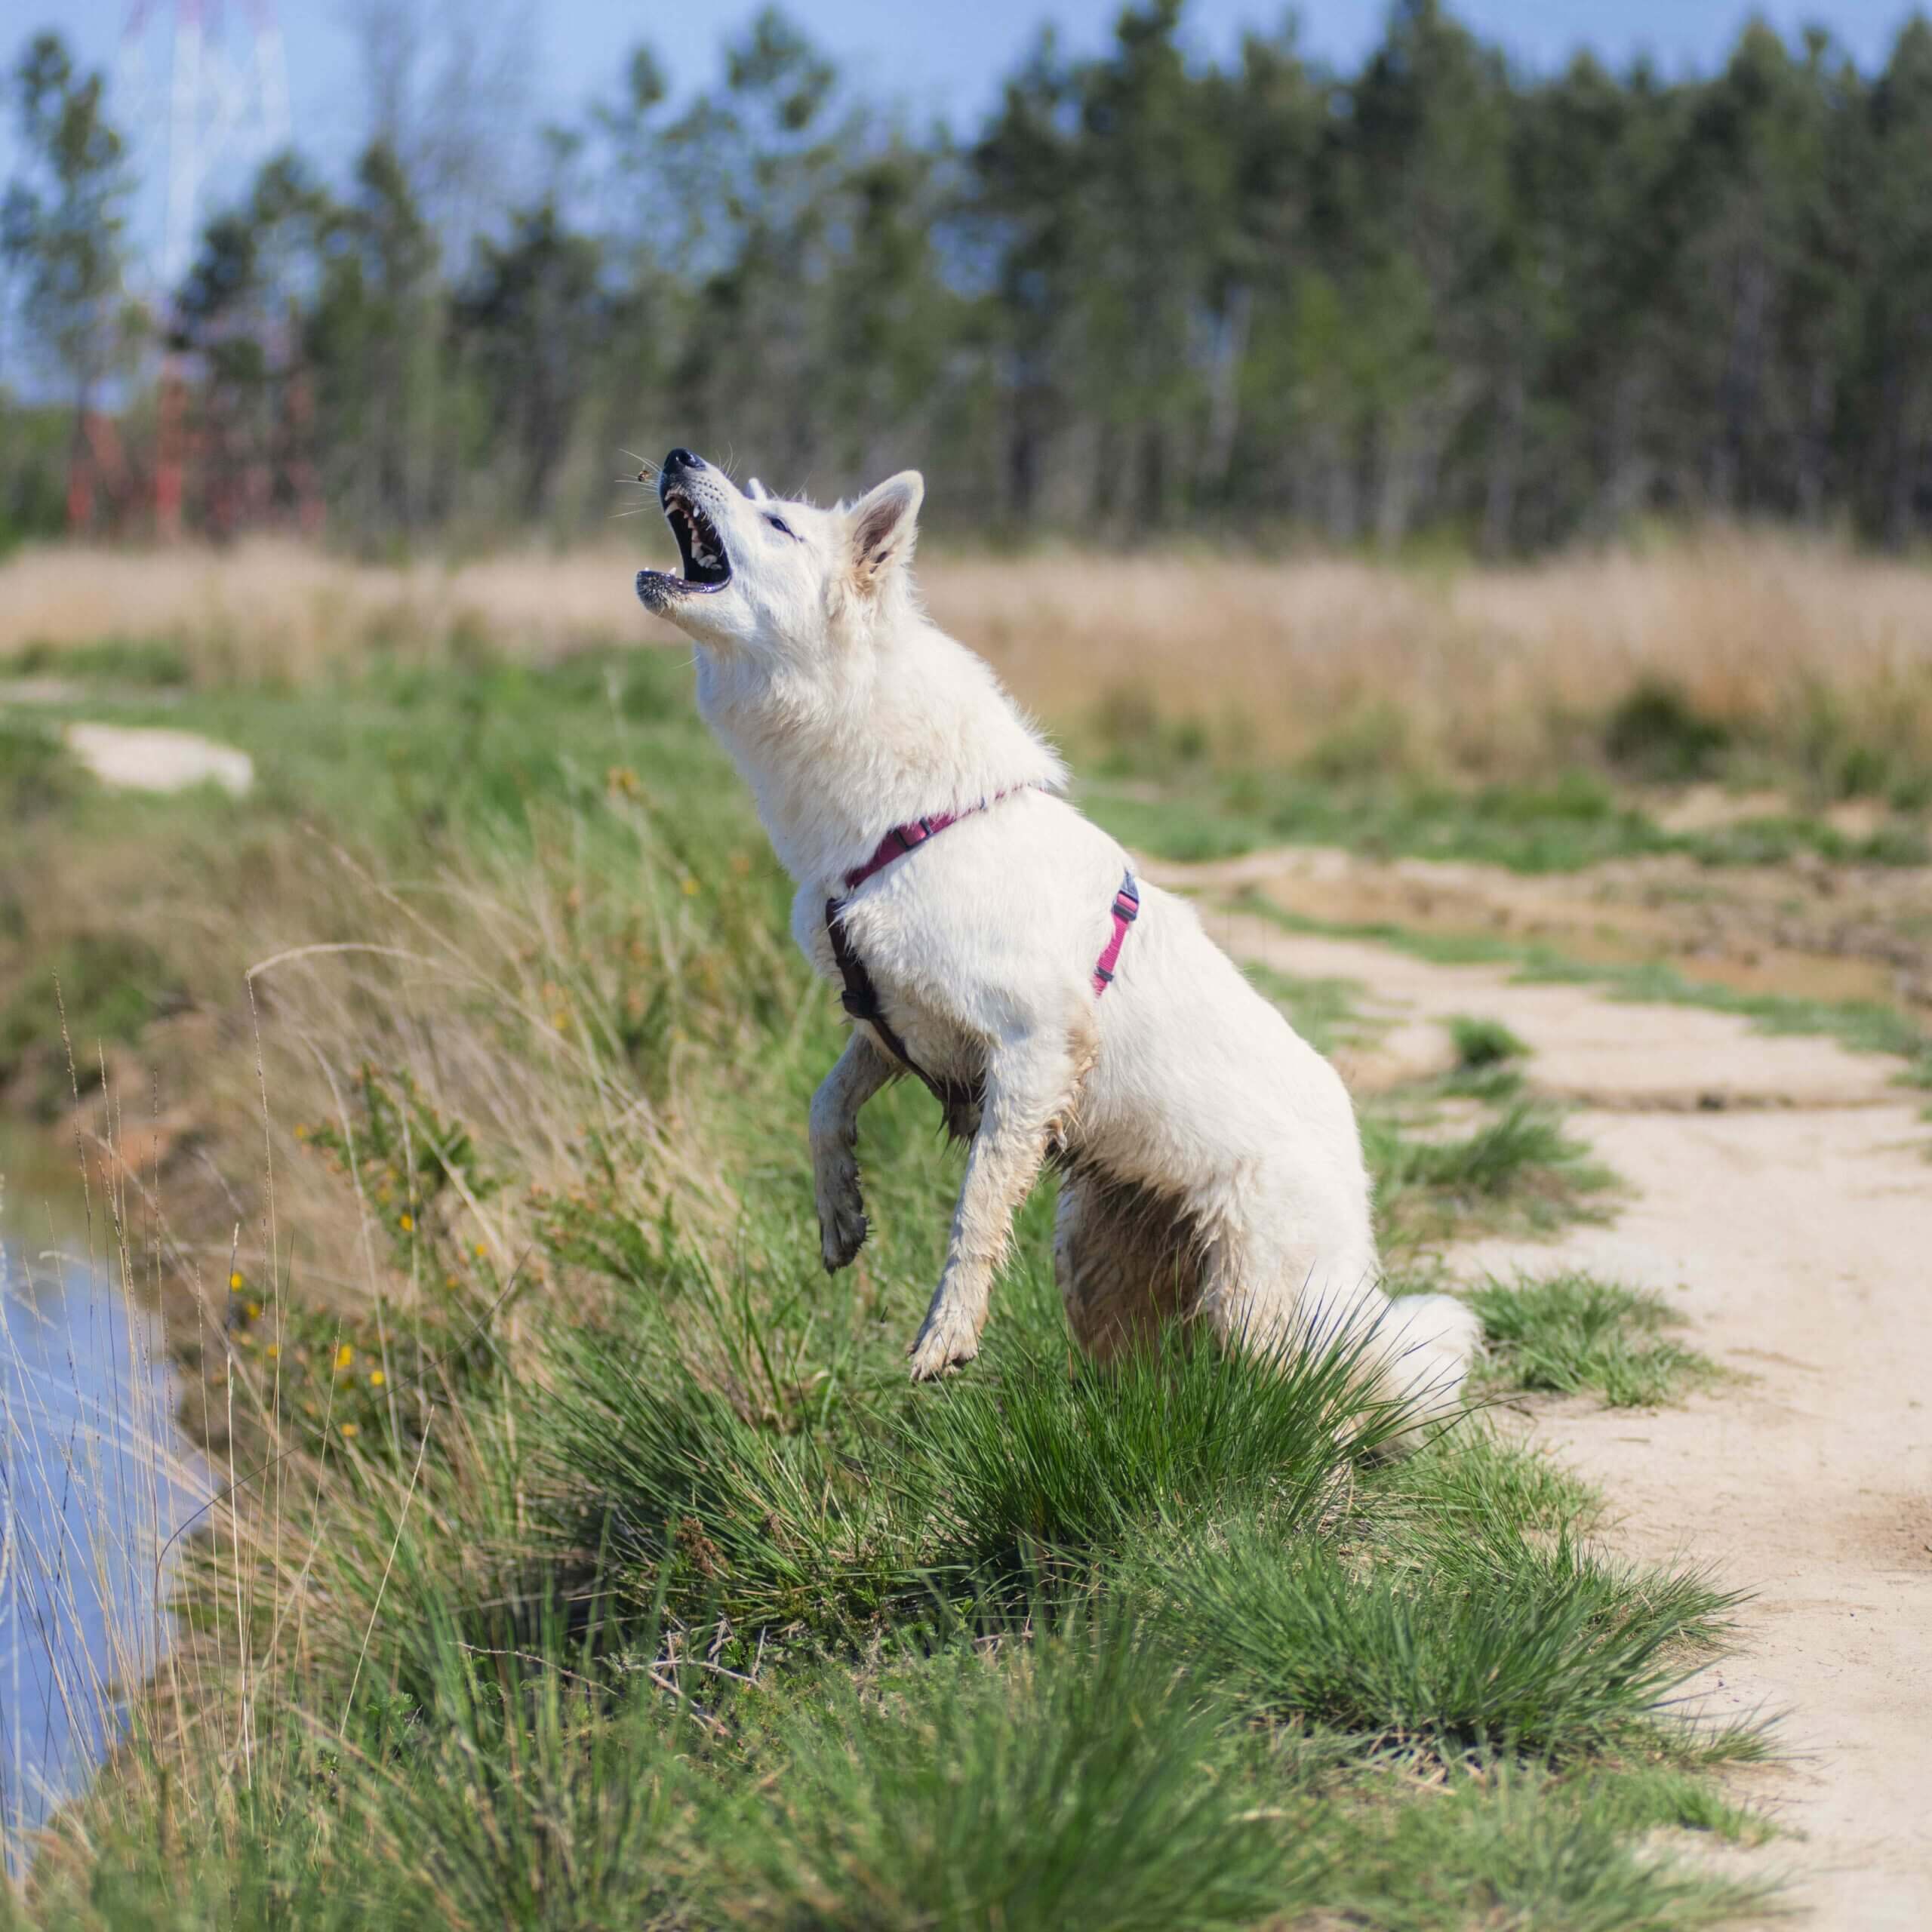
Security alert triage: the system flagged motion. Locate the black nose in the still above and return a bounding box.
[662,448,703,476]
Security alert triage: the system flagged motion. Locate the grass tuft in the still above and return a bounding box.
[1472,1273,1720,1407]
[902,1318,1410,1575]
[1450,1013,1530,1069]
[1140,1512,1735,1761]
[1328,1763,1774,1930]
[1367,1100,1616,1250]
[704,1620,1318,1932]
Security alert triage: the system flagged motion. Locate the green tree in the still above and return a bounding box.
[454,198,606,521]
[305,140,444,537]
[1863,17,1932,543]
[2,34,135,445]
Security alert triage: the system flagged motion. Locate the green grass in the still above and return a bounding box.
[1365,1100,1617,1251]
[1471,1273,1721,1408]
[8,635,192,687]
[0,712,83,821]
[1321,1764,1772,1930]
[706,1622,1319,1931]
[0,931,178,1112]
[1,648,1778,1930]
[1450,1014,1530,1070]
[1140,1514,1731,1758]
[1084,763,1929,873]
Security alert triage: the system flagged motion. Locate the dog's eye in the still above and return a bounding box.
[765,514,796,539]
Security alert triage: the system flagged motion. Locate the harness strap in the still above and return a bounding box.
[826,857,1140,1102]
[825,895,943,1103]
[842,791,1029,893]
[1092,873,1140,992]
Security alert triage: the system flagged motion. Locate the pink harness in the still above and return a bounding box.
[825,796,1140,1104]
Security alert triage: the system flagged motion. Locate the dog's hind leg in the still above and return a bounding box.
[810,1031,894,1274]
[908,1026,1084,1380]
[1054,1173,1200,1364]
[1189,1195,1388,1365]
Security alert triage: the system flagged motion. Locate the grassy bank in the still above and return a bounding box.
[0,630,1782,1925]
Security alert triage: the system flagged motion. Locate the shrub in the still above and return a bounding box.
[1602,681,1731,782]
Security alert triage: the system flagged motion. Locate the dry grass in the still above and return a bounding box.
[930,531,1932,772]
[0,540,647,679]
[8,528,1932,780]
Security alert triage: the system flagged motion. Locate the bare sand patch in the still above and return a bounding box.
[62,723,254,797]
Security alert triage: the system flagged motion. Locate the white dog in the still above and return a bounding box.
[635,448,1477,1411]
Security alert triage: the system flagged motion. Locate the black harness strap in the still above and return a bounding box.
[825,896,971,1109]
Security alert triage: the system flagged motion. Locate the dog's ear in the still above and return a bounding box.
[747,477,769,501]
[848,471,923,589]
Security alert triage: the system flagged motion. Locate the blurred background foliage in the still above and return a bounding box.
[5,0,1932,555]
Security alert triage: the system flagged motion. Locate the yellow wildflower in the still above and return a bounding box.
[398,1213,414,1232]
[369,1369,386,1388]
[340,1422,359,1440]
[229,1272,244,1292]
[266,1343,281,1360]
[681,875,700,896]
[334,1343,354,1371]
[245,1300,262,1320]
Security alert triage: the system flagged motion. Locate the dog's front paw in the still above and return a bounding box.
[907,1307,979,1382]
[816,1166,868,1274]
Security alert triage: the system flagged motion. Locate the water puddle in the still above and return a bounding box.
[0,1147,203,1870]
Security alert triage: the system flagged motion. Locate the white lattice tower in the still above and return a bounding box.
[117,0,292,295]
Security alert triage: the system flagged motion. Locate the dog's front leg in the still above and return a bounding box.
[908,1028,1075,1380]
[810,1030,894,1273]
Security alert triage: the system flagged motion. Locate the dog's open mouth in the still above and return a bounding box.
[662,485,732,592]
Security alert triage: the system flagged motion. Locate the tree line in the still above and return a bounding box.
[5,0,1932,553]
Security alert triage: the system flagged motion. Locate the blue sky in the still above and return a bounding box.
[8,1,1928,283]
[23,0,1927,123]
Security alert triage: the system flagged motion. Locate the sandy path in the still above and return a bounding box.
[1153,863,1932,1929]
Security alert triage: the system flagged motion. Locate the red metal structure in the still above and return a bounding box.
[66,0,314,540]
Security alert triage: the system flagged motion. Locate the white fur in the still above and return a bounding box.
[637,454,1478,1417]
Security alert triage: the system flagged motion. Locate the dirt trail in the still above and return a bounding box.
[1151,854,1932,1930]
